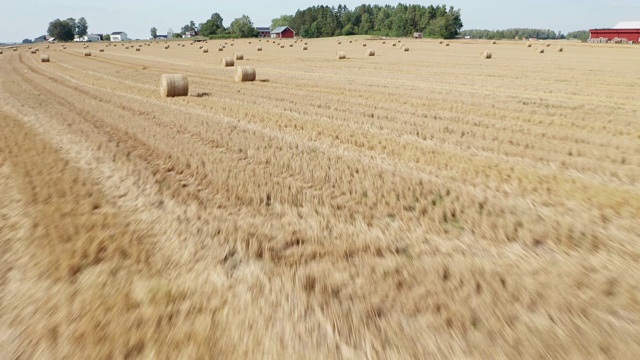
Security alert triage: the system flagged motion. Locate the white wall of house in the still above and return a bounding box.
[111,32,128,42]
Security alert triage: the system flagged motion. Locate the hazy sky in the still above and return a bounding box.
[1,0,638,42]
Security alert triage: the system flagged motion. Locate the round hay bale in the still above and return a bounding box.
[491,40,496,44]
[304,42,308,45]
[438,40,443,44]
[392,43,397,47]
[202,48,209,53]
[526,43,532,47]
[481,51,492,59]
[337,51,346,59]
[337,41,342,45]
[234,53,244,60]
[136,48,140,51]
[397,39,401,43]
[235,66,256,82]
[45,45,49,49]
[362,43,367,47]
[256,46,263,51]
[160,74,188,97]
[445,42,450,46]
[99,49,104,52]
[84,51,91,56]
[545,42,551,47]
[536,48,544,53]
[280,45,285,48]
[199,45,203,49]
[556,47,563,52]
[366,49,375,56]
[0,50,3,55]
[248,41,252,44]
[164,45,170,49]
[30,49,36,54]
[40,54,50,62]
[13,48,18,51]
[349,40,352,43]
[218,47,224,51]
[28,46,32,49]
[289,44,293,47]
[125,46,129,49]
[403,46,409,52]
[221,57,234,67]
[302,45,308,50]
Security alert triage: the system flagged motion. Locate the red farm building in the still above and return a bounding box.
[589,21,640,43]
[256,27,271,38]
[271,26,295,39]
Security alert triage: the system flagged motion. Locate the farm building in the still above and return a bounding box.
[271,26,295,39]
[110,32,128,42]
[256,27,271,38]
[413,32,423,39]
[589,21,640,43]
[77,34,101,42]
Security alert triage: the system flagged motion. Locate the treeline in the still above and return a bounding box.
[566,30,590,42]
[459,28,563,40]
[271,4,463,39]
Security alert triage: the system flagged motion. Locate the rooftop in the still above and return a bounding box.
[613,21,640,29]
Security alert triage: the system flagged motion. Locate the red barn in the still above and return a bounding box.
[589,21,640,43]
[271,26,295,39]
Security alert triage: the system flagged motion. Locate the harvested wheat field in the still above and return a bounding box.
[1,37,639,358]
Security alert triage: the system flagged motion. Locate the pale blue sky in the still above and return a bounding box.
[1,1,638,42]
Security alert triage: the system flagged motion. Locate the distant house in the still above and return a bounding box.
[413,32,423,39]
[156,35,168,39]
[184,30,198,38]
[111,32,128,42]
[270,26,295,39]
[34,35,54,43]
[256,27,271,38]
[78,34,101,42]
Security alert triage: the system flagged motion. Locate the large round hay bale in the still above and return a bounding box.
[218,46,224,51]
[235,66,256,82]
[392,43,397,47]
[256,46,263,51]
[302,45,308,50]
[481,51,492,59]
[289,43,293,47]
[40,54,50,62]
[221,57,234,67]
[99,49,104,52]
[526,43,532,47]
[362,43,367,47]
[13,48,18,51]
[337,51,346,59]
[136,48,140,51]
[0,50,3,55]
[556,47,563,52]
[234,53,243,60]
[536,48,544,53]
[84,51,91,56]
[202,48,209,53]
[349,40,352,43]
[160,74,188,97]
[164,45,169,49]
[30,49,36,54]
[366,49,375,56]
[491,40,496,44]
[403,46,409,52]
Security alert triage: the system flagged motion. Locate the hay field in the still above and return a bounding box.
[0,37,639,358]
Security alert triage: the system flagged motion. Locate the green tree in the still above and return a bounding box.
[271,15,293,29]
[199,13,225,37]
[567,30,589,42]
[22,38,33,44]
[48,18,75,42]
[230,15,256,38]
[76,17,88,37]
[181,20,196,35]
[66,17,76,35]
[150,27,157,39]
[103,33,110,41]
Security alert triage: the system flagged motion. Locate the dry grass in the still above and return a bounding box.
[1,37,639,359]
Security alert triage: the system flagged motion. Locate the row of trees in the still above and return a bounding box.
[458,28,563,40]
[566,30,590,42]
[47,17,89,42]
[150,13,256,39]
[150,3,462,40]
[272,4,463,39]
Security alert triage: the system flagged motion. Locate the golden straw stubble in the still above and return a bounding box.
[160,74,189,97]
[235,66,256,82]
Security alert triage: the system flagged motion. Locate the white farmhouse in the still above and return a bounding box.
[110,32,128,42]
[80,34,101,42]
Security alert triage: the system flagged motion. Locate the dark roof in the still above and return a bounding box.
[111,31,125,35]
[256,27,271,32]
[271,26,294,34]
